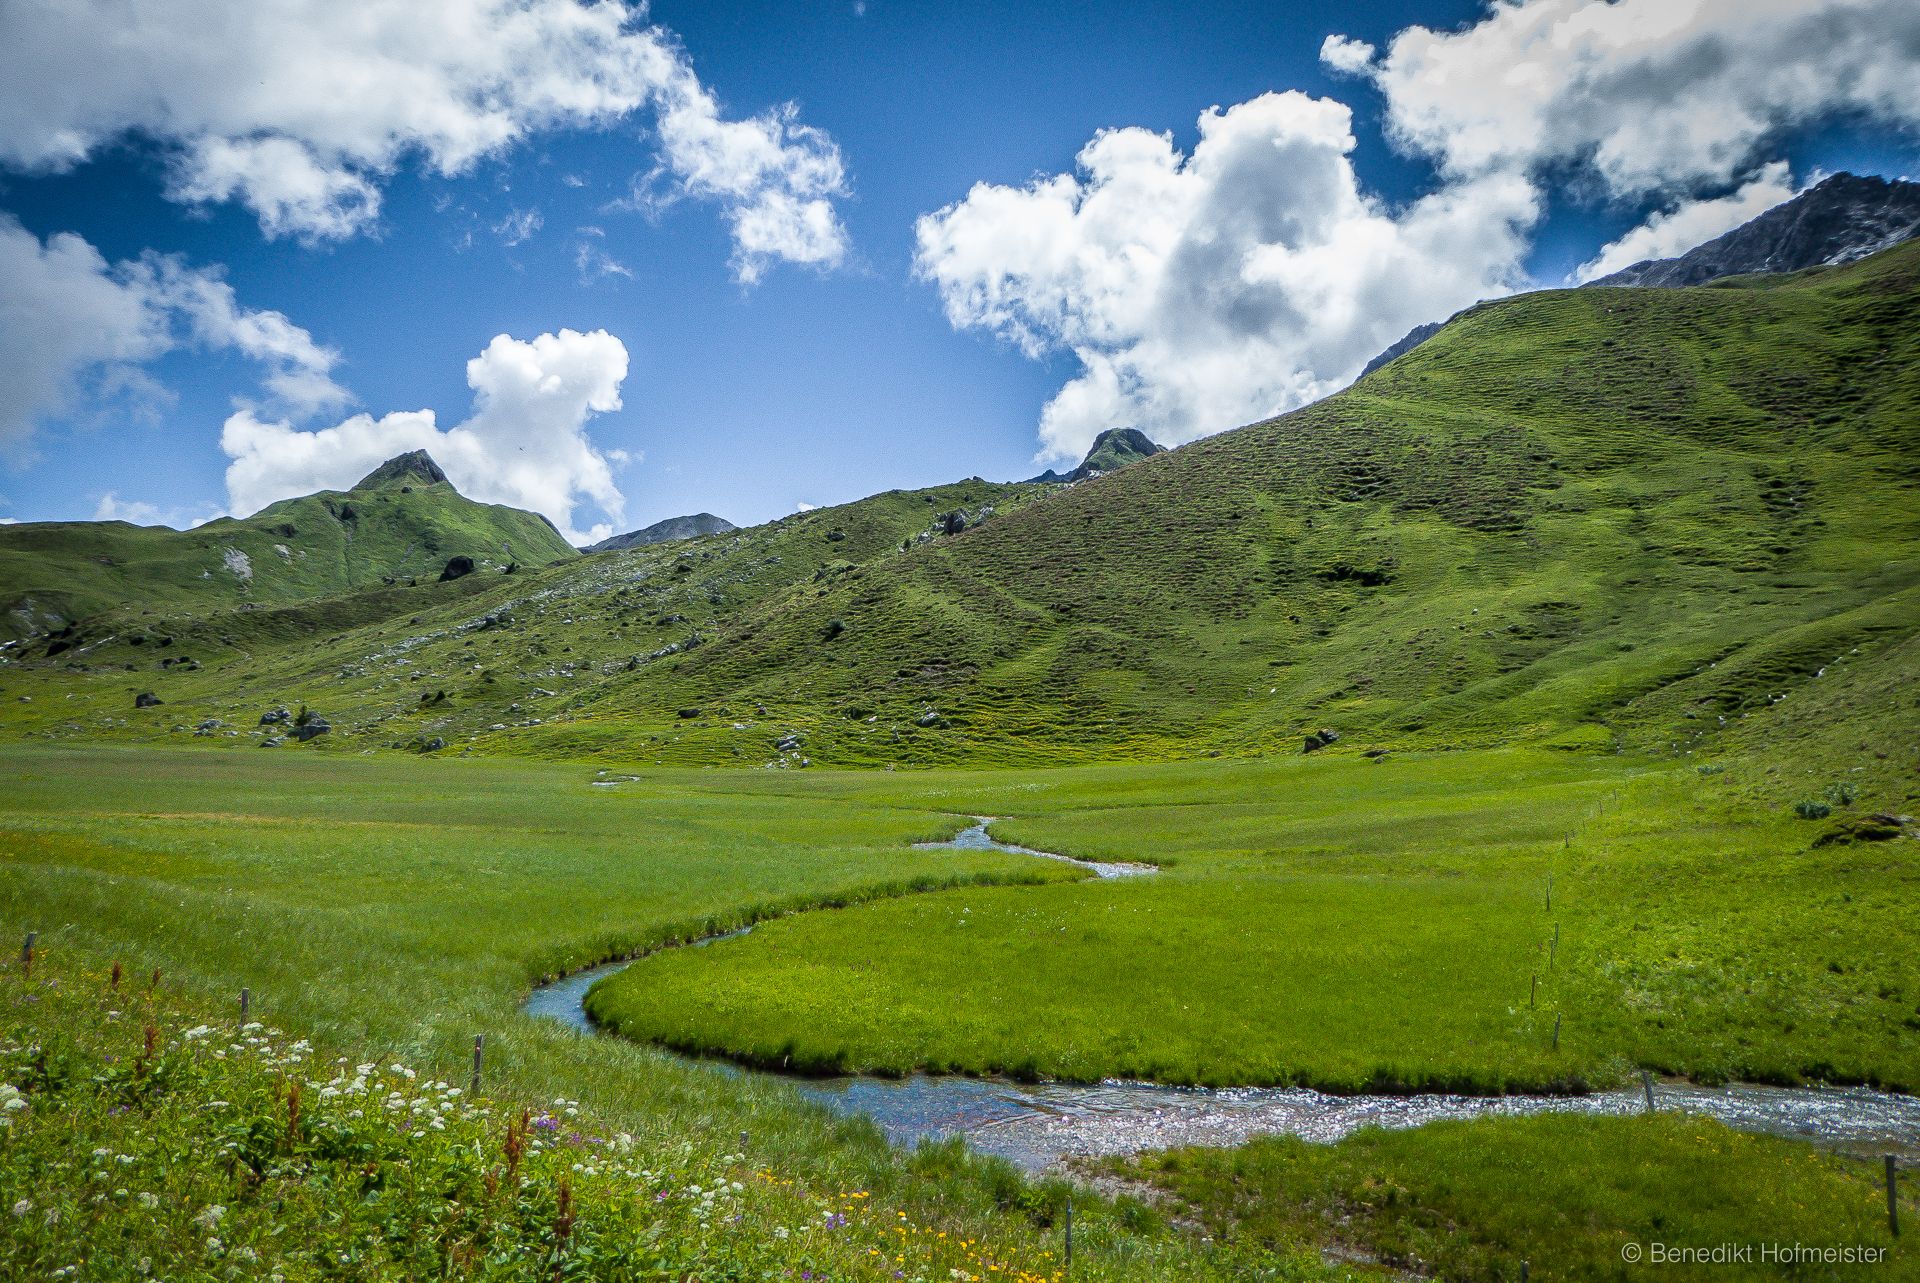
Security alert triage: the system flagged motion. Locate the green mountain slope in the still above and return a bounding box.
[0,452,577,641]
[554,241,1919,780]
[4,246,1916,804]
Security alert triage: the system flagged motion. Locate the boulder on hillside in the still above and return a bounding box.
[439,555,476,582]
[1302,728,1341,753]
[134,691,162,708]
[291,717,331,742]
[259,707,290,725]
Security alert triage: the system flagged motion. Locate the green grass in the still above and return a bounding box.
[1113,1113,1913,1281]
[0,468,576,643]
[6,245,1915,797]
[0,949,1103,1283]
[587,749,1920,1092]
[0,744,1265,1281]
[2,745,1914,1278]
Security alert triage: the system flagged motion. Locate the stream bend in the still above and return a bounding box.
[523,821,1920,1172]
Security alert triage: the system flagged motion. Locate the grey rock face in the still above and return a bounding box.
[1587,173,1920,289]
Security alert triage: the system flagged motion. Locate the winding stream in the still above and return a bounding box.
[523,821,1920,1172]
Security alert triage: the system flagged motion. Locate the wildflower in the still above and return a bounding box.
[182,1024,214,1040]
[138,1193,160,1209]
[11,1199,29,1217]
[194,1205,226,1230]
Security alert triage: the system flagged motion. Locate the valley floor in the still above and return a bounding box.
[0,743,1913,1279]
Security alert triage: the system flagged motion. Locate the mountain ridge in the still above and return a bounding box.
[9,239,1915,807]
[0,453,577,642]
[1357,171,1920,378]
[1589,172,1920,288]
[1026,427,1166,484]
[585,512,737,553]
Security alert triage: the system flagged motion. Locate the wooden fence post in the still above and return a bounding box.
[1641,1070,1656,1113]
[239,987,250,1026]
[20,931,35,978]
[471,1035,484,1095]
[1065,1199,1074,1268]
[1890,1156,1900,1238]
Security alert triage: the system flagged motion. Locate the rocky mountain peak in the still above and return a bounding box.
[1027,427,1166,485]
[1588,172,1920,289]
[353,451,451,491]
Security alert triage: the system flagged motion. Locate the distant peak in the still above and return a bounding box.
[1024,427,1166,485]
[353,451,450,491]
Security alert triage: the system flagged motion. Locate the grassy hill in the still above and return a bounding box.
[0,453,577,642]
[3,244,1916,806]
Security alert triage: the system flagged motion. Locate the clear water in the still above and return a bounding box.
[522,821,1920,1172]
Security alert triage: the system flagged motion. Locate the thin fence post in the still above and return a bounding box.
[1521,1262,1530,1283]
[1550,924,1558,972]
[20,931,35,978]
[1530,974,1537,1008]
[1064,1199,1073,1268]
[1546,875,1553,912]
[471,1035,484,1095]
[1641,1070,1656,1113]
[1552,1013,1561,1050]
[239,987,250,1026]
[1890,1155,1900,1238]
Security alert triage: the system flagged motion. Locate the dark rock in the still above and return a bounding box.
[775,733,803,752]
[134,692,162,708]
[1588,173,1920,288]
[291,718,331,742]
[259,707,290,725]
[439,555,476,582]
[418,736,446,753]
[260,736,283,748]
[916,711,949,728]
[677,707,702,719]
[1302,728,1341,753]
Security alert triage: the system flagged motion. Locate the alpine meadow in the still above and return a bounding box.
[2,5,1920,1280]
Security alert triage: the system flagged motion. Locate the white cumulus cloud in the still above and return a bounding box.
[914,92,1537,461]
[0,216,348,454]
[0,0,849,278]
[1575,162,1800,282]
[1342,0,1920,196]
[222,328,630,545]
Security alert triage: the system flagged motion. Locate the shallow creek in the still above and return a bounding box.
[524,822,1920,1172]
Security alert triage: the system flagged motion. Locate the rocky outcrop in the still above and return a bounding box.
[1027,428,1165,484]
[439,555,476,582]
[353,450,450,491]
[1588,173,1920,289]
[1359,319,1449,379]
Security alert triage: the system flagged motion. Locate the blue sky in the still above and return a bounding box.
[1,0,1916,540]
